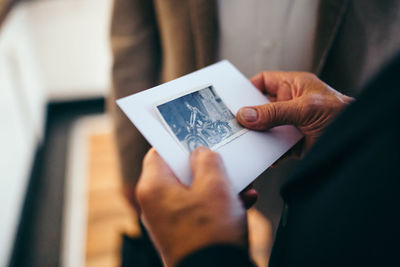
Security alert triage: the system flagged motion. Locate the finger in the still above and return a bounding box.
[190,147,229,190]
[236,100,301,131]
[239,186,258,209]
[250,72,295,101]
[137,148,181,199]
[251,72,273,94]
[141,148,181,186]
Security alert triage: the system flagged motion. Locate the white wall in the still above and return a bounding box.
[0,6,45,267]
[25,0,112,100]
[0,0,113,265]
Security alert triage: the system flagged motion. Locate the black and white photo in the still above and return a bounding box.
[156,85,246,153]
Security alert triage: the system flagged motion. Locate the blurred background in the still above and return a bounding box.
[0,0,272,266]
[4,0,400,266]
[0,0,132,266]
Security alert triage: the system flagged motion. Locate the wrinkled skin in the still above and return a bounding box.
[237,72,354,154]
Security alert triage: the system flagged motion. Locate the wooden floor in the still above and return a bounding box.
[85,132,272,266]
[86,133,139,267]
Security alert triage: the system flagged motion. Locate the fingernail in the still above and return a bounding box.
[239,108,258,122]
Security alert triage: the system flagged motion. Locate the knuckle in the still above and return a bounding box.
[303,94,325,108]
[300,94,327,116]
[136,181,154,203]
[294,72,319,89]
[135,183,147,202]
[136,174,157,202]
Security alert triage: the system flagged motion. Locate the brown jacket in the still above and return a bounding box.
[109,0,400,185]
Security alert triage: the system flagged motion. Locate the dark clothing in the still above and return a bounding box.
[121,223,162,267]
[178,245,255,267]
[178,55,400,266]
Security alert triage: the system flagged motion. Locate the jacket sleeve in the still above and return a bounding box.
[108,0,161,186]
[177,245,256,267]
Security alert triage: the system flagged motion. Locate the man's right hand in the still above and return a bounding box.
[136,148,248,267]
[236,72,354,154]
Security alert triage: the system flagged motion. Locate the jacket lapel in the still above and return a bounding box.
[282,101,373,198]
[188,0,218,68]
[311,0,348,74]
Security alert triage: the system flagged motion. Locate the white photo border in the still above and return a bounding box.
[154,84,248,154]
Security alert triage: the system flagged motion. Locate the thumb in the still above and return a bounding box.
[137,148,182,204]
[236,100,301,131]
[190,147,230,191]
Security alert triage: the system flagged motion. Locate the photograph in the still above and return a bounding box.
[156,85,246,153]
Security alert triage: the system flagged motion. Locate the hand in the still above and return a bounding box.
[237,72,354,155]
[136,147,248,266]
[240,183,258,209]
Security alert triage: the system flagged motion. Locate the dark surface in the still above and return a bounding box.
[9,98,104,267]
[178,245,255,267]
[121,223,162,267]
[269,54,400,267]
